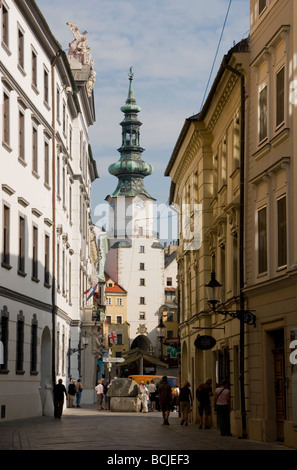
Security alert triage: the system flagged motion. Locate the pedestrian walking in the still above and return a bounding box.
[138,381,149,412]
[67,379,76,408]
[75,378,83,407]
[158,376,172,425]
[148,380,157,411]
[53,379,68,419]
[104,381,110,410]
[215,379,232,436]
[172,385,180,413]
[95,379,104,410]
[179,381,192,426]
[196,377,213,429]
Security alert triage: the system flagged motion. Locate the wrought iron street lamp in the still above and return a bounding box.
[69,331,89,355]
[205,272,256,326]
[156,316,166,360]
[205,271,256,439]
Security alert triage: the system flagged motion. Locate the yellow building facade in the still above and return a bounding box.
[104,274,130,361]
[165,39,250,436]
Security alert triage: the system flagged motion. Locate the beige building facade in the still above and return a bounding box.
[245,0,297,447]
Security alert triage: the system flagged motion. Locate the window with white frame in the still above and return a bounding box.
[277,196,287,268]
[32,225,38,280]
[3,92,10,146]
[116,297,123,306]
[44,68,49,104]
[2,4,9,47]
[18,215,25,274]
[19,109,25,161]
[18,27,24,70]
[32,49,37,89]
[44,140,49,185]
[276,66,285,127]
[258,207,267,274]
[259,84,268,142]
[106,297,112,305]
[2,204,10,267]
[44,234,50,286]
[259,0,266,15]
[32,125,38,174]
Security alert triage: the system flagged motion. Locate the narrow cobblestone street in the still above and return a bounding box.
[0,405,294,459]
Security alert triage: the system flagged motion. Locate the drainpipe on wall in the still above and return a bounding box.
[223,61,248,439]
[51,50,62,387]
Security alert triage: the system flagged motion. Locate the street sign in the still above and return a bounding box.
[194,335,216,350]
[103,357,125,362]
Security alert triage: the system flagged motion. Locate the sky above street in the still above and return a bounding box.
[36,0,250,228]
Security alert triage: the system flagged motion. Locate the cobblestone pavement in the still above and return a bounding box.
[0,405,294,462]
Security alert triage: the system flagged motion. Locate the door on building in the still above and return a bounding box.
[272,344,286,441]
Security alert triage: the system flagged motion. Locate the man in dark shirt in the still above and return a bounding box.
[196,378,213,429]
[53,379,68,418]
[158,376,172,425]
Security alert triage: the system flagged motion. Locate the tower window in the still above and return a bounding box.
[259,0,266,15]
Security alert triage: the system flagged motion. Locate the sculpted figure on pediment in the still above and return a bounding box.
[67,22,88,56]
[67,22,94,66]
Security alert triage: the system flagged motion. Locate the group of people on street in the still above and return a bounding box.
[196,377,232,436]
[53,378,83,418]
[154,375,231,436]
[138,379,159,412]
[54,375,232,436]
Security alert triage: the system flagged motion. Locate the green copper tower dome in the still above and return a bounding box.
[108,67,154,199]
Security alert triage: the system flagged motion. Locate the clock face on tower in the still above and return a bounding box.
[134,199,145,212]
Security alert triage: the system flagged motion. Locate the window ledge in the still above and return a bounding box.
[1,42,11,56]
[17,270,27,278]
[1,262,12,270]
[18,157,27,167]
[2,141,12,153]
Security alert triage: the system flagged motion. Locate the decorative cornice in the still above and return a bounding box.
[0,286,52,313]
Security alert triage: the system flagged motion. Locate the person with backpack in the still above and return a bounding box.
[196,378,213,429]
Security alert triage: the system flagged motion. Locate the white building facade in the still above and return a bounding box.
[0,0,98,420]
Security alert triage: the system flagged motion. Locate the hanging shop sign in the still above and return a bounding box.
[194,335,216,350]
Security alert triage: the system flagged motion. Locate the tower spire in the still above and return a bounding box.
[108,68,154,199]
[127,66,135,101]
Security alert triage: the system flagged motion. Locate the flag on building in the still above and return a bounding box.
[86,283,98,301]
[109,332,117,344]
